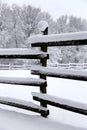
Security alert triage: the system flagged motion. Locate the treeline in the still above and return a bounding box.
[0,3,56,48]
[0,3,87,64]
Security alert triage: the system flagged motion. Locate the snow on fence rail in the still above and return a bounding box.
[0,47,49,116]
[32,92,87,116]
[30,31,87,47]
[0,96,49,115]
[1,22,87,117]
[29,23,87,117]
[31,66,87,81]
[0,48,49,59]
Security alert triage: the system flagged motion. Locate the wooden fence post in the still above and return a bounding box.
[38,21,48,117]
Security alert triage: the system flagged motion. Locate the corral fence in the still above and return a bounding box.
[0,21,87,117]
[49,63,87,69]
[1,62,87,70]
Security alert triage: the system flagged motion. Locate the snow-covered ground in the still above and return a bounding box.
[0,70,87,130]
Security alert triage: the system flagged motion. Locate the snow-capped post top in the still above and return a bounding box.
[38,21,48,35]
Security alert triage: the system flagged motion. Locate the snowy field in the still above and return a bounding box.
[0,70,87,130]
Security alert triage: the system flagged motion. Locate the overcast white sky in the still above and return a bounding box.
[2,0,87,20]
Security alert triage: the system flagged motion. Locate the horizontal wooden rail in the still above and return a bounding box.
[1,27,87,117]
[32,92,87,116]
[30,31,87,47]
[31,66,87,81]
[32,40,87,47]
[0,77,47,87]
[0,96,49,116]
[0,48,49,59]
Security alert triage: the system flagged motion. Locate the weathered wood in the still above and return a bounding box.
[31,66,87,81]
[32,39,87,47]
[0,48,49,59]
[32,92,87,116]
[39,27,48,117]
[0,77,47,87]
[0,96,49,116]
[31,31,87,47]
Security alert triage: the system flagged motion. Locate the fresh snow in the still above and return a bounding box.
[29,31,87,44]
[32,92,87,110]
[31,66,87,80]
[0,48,47,56]
[0,77,46,86]
[0,70,87,129]
[0,108,85,130]
[0,96,48,111]
[38,21,48,32]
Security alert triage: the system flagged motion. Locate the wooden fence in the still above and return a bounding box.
[0,62,87,70]
[48,63,87,69]
[0,47,49,117]
[0,23,87,117]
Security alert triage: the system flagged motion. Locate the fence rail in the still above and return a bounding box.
[31,66,87,81]
[30,27,87,117]
[30,31,87,47]
[0,63,87,70]
[49,63,87,69]
[32,92,87,116]
[0,22,87,117]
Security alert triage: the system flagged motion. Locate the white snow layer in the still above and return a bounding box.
[32,92,87,110]
[31,66,87,78]
[0,48,47,55]
[0,70,87,130]
[0,77,45,85]
[0,108,85,130]
[38,21,48,32]
[29,31,87,43]
[0,96,48,111]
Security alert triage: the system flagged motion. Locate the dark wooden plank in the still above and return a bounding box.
[32,39,87,47]
[0,96,49,117]
[32,92,87,116]
[39,27,48,116]
[30,31,87,47]
[0,77,47,87]
[31,66,87,81]
[0,48,49,59]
